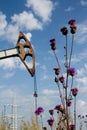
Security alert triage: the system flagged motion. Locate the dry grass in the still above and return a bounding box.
[0,114,42,130]
[20,115,42,130]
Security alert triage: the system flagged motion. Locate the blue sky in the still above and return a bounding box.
[0,0,87,129]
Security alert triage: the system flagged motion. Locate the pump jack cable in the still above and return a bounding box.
[33,70,38,122]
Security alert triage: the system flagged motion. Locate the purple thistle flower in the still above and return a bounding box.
[54,104,65,113]
[69,124,75,130]
[54,76,58,83]
[49,109,54,116]
[53,67,60,75]
[67,67,77,76]
[60,26,68,35]
[35,107,44,116]
[70,25,77,34]
[68,19,77,34]
[78,115,81,118]
[50,39,56,50]
[71,88,78,96]
[67,99,72,107]
[59,76,64,83]
[68,19,76,25]
[82,115,84,118]
[47,118,54,126]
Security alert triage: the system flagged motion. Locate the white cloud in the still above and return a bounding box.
[80,87,87,95]
[78,50,87,61]
[3,72,14,78]
[0,89,16,99]
[39,65,50,80]
[80,0,87,6]
[0,12,7,30]
[38,95,52,107]
[0,12,7,36]
[71,56,81,63]
[25,0,56,22]
[19,60,34,71]
[40,65,47,71]
[40,74,49,80]
[0,1,56,45]
[0,11,42,44]
[5,24,19,44]
[0,57,34,73]
[76,20,87,44]
[77,99,87,115]
[37,89,59,109]
[0,58,20,70]
[65,7,74,12]
[26,32,32,41]
[77,68,85,77]
[42,89,58,95]
[11,11,42,30]
[0,12,24,44]
[76,77,87,87]
[77,64,87,77]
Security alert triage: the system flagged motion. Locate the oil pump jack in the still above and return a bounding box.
[0,32,36,130]
[0,32,35,77]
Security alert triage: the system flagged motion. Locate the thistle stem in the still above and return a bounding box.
[53,51,60,67]
[65,73,69,130]
[51,126,52,130]
[74,96,76,130]
[57,81,65,107]
[40,114,43,129]
[53,51,62,76]
[69,34,74,68]
[65,35,68,68]
[69,76,74,99]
